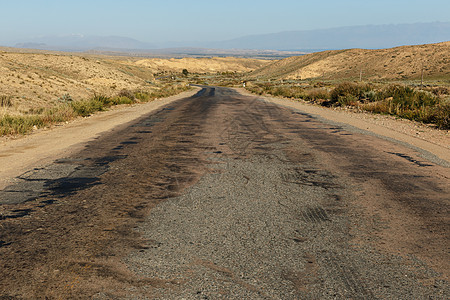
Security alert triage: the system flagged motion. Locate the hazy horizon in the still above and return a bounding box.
[1,0,449,47]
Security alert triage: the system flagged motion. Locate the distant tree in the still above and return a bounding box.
[182,69,189,76]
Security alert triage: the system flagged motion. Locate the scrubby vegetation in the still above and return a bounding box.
[245,81,450,129]
[0,84,190,136]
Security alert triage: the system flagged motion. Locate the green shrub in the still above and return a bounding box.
[338,95,358,106]
[364,90,378,102]
[330,82,372,105]
[433,102,450,129]
[71,99,105,117]
[246,85,265,95]
[380,85,439,110]
[111,96,134,105]
[304,88,331,101]
[92,94,112,106]
[134,91,150,101]
[117,89,135,101]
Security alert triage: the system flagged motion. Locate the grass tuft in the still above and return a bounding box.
[0,115,43,135]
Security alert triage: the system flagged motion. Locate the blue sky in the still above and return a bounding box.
[1,0,449,45]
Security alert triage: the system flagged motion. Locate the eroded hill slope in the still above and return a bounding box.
[249,42,450,81]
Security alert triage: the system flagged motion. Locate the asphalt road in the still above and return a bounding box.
[0,87,448,299]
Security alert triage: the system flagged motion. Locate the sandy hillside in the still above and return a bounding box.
[249,42,450,80]
[0,51,156,114]
[0,48,268,114]
[134,57,270,74]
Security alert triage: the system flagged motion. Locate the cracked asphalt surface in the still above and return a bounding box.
[0,86,449,299]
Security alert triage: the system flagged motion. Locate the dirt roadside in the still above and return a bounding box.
[0,88,200,190]
[238,88,450,165]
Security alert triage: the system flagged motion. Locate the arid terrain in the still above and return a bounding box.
[249,41,450,81]
[0,47,269,115]
[2,42,449,117]
[0,43,449,298]
[134,57,269,74]
[0,50,151,114]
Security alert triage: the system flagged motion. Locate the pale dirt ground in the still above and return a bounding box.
[250,41,450,80]
[238,88,450,163]
[0,88,200,190]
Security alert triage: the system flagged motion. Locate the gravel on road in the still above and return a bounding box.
[0,87,448,299]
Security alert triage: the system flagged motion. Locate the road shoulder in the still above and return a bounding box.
[237,88,450,165]
[0,88,200,189]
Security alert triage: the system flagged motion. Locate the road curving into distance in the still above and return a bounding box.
[0,86,448,298]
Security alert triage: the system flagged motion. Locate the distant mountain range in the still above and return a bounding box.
[202,22,450,50]
[12,22,450,53]
[15,35,156,51]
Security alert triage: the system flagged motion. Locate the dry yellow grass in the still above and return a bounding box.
[0,51,152,114]
[134,57,269,74]
[250,42,450,81]
[0,49,269,115]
